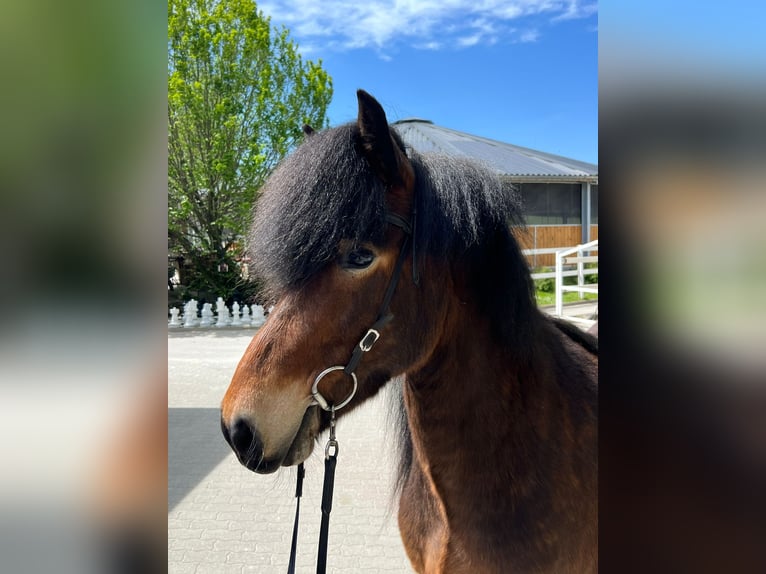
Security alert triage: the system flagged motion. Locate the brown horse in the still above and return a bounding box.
[221,90,598,573]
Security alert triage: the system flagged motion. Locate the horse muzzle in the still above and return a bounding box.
[220,406,319,474]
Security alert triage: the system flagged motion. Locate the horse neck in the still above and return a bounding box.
[403,298,597,545]
[405,305,547,476]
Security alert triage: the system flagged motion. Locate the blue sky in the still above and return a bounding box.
[259,0,598,164]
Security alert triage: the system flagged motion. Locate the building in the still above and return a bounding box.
[393,119,597,267]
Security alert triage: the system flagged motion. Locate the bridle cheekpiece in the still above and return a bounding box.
[309,209,416,415]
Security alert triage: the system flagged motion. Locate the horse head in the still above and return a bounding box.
[220,91,446,473]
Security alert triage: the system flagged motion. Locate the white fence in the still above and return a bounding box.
[525,246,590,281]
[553,240,598,318]
[523,242,599,327]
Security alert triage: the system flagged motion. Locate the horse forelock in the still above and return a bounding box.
[249,123,389,294]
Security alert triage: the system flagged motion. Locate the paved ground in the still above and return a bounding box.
[168,329,414,573]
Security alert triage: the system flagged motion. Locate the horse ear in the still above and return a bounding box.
[302,124,315,136]
[357,90,406,186]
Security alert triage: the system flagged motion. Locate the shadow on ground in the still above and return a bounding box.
[168,408,231,511]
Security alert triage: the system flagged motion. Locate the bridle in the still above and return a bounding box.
[310,210,417,413]
[287,209,417,574]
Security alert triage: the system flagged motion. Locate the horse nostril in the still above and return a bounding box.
[230,417,256,458]
[222,416,265,469]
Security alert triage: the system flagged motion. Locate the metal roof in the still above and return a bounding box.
[392,119,597,182]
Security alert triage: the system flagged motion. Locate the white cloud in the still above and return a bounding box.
[458,34,482,47]
[259,0,597,53]
[519,29,540,43]
[552,0,598,22]
[414,41,442,50]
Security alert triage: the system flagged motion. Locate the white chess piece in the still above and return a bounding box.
[183,300,198,328]
[241,305,251,327]
[215,297,230,327]
[169,307,181,328]
[252,304,266,327]
[199,302,214,327]
[231,302,242,326]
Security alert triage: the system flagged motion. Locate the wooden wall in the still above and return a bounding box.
[514,225,599,268]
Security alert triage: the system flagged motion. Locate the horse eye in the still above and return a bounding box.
[343,248,375,269]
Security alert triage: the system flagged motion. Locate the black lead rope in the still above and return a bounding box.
[287,412,339,574]
[287,462,304,574]
[316,411,338,574]
[287,211,414,574]
[317,454,337,572]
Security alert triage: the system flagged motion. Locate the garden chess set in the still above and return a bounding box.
[169,297,268,329]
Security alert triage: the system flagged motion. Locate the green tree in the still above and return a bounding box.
[168,0,332,302]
